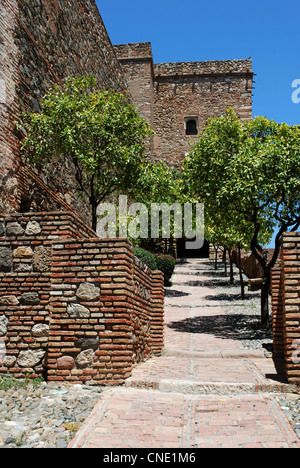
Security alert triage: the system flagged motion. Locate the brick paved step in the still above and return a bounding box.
[164,347,270,359]
[125,378,292,395]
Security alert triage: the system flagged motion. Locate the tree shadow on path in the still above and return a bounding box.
[167,314,272,343]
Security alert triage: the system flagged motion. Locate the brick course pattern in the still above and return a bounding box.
[271,233,300,385]
[0,211,164,384]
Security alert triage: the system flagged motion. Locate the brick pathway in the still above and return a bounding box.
[69,259,300,449]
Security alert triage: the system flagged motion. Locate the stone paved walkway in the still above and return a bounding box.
[68,259,300,449]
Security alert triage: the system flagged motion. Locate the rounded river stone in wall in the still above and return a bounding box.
[76,282,100,301]
[57,356,75,371]
[33,246,51,272]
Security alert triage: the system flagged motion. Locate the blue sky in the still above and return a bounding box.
[98,0,300,125]
[97,0,299,247]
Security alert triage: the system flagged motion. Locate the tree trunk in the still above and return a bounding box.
[92,203,97,233]
[214,245,218,270]
[228,250,234,284]
[238,243,245,300]
[223,247,227,275]
[261,273,271,328]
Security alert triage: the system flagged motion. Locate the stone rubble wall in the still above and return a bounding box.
[114,43,254,170]
[153,59,253,169]
[0,211,164,385]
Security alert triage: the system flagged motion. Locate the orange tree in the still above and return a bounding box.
[20,75,152,231]
[184,109,300,327]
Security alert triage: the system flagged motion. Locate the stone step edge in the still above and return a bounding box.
[163,348,274,360]
[124,378,292,395]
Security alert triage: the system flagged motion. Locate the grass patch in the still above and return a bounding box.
[0,374,44,391]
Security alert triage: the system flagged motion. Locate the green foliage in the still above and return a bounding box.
[133,247,176,284]
[20,75,153,230]
[184,108,300,254]
[133,247,157,271]
[133,160,182,205]
[0,374,44,391]
[154,253,176,284]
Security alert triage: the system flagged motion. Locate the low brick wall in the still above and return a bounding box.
[0,211,164,385]
[271,233,300,385]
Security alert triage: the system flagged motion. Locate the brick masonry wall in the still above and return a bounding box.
[271,260,284,358]
[132,257,164,362]
[0,211,165,384]
[279,233,300,385]
[0,0,128,221]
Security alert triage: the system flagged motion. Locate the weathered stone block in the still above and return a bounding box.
[33,246,51,272]
[76,349,95,368]
[20,292,40,305]
[13,246,33,258]
[67,303,90,318]
[25,221,42,236]
[32,324,50,337]
[17,350,45,367]
[77,337,99,350]
[14,263,33,272]
[0,316,8,336]
[76,282,100,301]
[0,295,19,305]
[6,222,24,236]
[0,222,5,236]
[3,356,16,368]
[0,247,13,272]
[57,356,75,370]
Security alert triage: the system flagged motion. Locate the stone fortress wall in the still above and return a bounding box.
[0,0,127,222]
[115,43,254,169]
